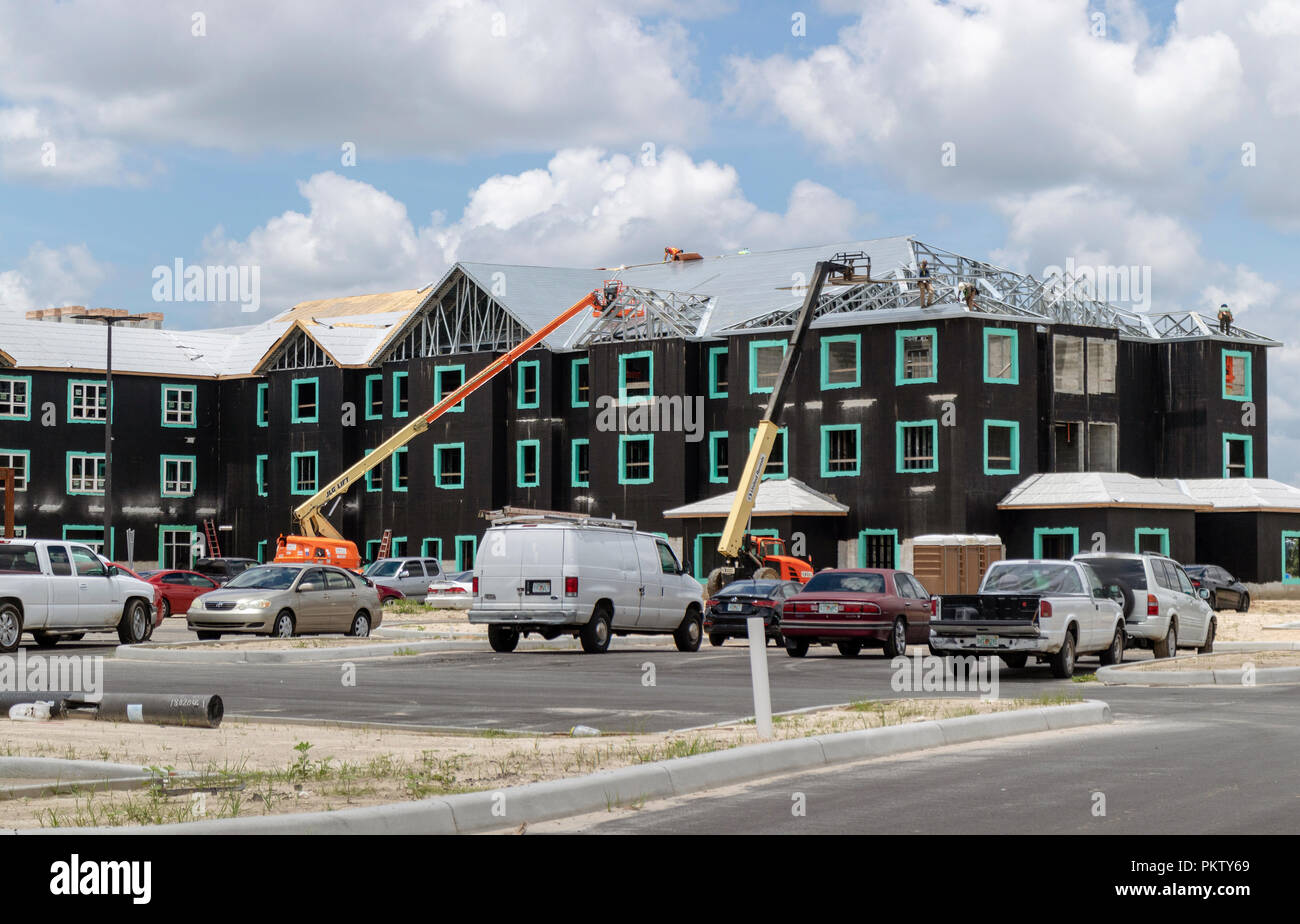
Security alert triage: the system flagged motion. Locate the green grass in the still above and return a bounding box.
[1071,672,1098,683]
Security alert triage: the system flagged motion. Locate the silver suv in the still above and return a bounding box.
[1073,552,1216,657]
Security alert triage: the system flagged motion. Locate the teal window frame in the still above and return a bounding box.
[290,377,319,424]
[65,524,113,559]
[1134,527,1171,555]
[255,454,269,497]
[820,424,861,478]
[693,532,721,582]
[455,535,478,571]
[364,374,383,420]
[618,434,654,485]
[257,539,267,564]
[748,340,787,394]
[364,448,382,492]
[0,375,32,421]
[895,327,938,385]
[66,451,105,495]
[571,439,590,488]
[570,357,590,408]
[0,449,30,491]
[708,431,729,484]
[434,442,465,490]
[365,540,381,562]
[517,360,540,409]
[708,346,729,399]
[983,327,1019,384]
[290,451,319,496]
[618,351,654,405]
[1282,531,1300,584]
[516,439,540,488]
[983,419,1020,475]
[390,536,407,558]
[858,529,901,568]
[1222,349,1252,402]
[820,334,861,390]
[256,382,269,427]
[895,420,939,473]
[156,525,195,568]
[391,370,409,418]
[1033,527,1080,559]
[160,454,196,498]
[434,364,466,413]
[1223,433,1254,478]
[391,446,409,493]
[748,427,788,480]
[67,378,109,424]
[160,383,197,428]
[421,538,443,560]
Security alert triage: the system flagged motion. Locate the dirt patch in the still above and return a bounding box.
[0,695,1072,829]
[1140,650,1300,671]
[1208,603,1300,642]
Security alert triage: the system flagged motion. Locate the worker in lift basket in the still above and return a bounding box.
[664,246,683,262]
[1217,303,1234,335]
[917,260,934,307]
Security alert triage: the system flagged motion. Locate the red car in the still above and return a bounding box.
[137,569,222,620]
[780,568,935,658]
[112,563,166,630]
[375,583,405,605]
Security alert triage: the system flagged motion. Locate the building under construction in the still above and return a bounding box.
[1,235,1296,582]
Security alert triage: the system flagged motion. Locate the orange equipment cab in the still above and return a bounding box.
[273,535,361,571]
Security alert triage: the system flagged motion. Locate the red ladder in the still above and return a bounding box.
[202,520,222,558]
[376,529,392,560]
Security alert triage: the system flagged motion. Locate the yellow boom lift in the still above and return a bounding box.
[278,282,625,566]
[708,254,872,596]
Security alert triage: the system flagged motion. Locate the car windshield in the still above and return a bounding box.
[1078,557,1148,591]
[802,572,886,594]
[985,564,1084,594]
[224,566,299,590]
[719,581,779,596]
[365,561,402,578]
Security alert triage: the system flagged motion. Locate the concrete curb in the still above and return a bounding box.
[1215,640,1300,650]
[1259,623,1300,631]
[1098,653,1300,686]
[21,700,1111,835]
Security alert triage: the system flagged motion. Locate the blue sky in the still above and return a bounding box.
[2,0,1299,473]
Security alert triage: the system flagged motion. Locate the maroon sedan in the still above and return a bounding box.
[780,568,934,658]
[137,569,221,620]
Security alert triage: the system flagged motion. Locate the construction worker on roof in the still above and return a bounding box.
[958,279,977,309]
[1218,303,1234,335]
[664,246,683,262]
[918,259,934,308]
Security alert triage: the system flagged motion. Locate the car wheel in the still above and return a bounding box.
[488,625,520,653]
[348,611,371,638]
[1153,622,1177,659]
[1000,653,1028,669]
[0,603,22,653]
[1198,618,1216,654]
[770,633,784,647]
[673,608,703,653]
[32,632,60,649]
[708,632,726,647]
[784,637,809,658]
[836,640,862,657]
[1098,626,1126,666]
[1049,630,1076,679]
[271,611,295,639]
[161,598,172,619]
[196,631,222,641]
[1238,594,1250,614]
[705,568,728,598]
[753,567,779,580]
[580,605,612,654]
[117,600,151,645]
[883,617,908,658]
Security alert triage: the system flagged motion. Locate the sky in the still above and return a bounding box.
[1,0,1298,476]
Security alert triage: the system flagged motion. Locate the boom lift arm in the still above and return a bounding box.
[717,256,860,559]
[292,283,621,540]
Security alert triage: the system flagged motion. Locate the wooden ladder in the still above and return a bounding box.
[202,519,222,559]
[376,529,393,560]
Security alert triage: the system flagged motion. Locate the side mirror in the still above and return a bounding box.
[398,570,410,579]
[1198,587,1210,600]
[106,565,119,577]
[682,559,692,577]
[1108,584,1123,601]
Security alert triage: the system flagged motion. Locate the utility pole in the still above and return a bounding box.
[69,313,152,558]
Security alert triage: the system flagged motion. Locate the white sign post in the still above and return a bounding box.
[746,616,773,738]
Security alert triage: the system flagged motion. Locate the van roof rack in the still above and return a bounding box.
[478,506,638,530]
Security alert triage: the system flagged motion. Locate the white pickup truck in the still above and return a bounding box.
[929,559,1126,678]
[0,539,157,652]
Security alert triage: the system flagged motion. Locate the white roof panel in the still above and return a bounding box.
[998,473,1207,509]
[663,478,850,518]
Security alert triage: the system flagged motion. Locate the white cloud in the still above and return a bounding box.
[202,148,861,313]
[0,0,706,183]
[0,244,110,317]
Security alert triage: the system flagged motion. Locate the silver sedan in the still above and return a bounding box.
[186,564,383,640]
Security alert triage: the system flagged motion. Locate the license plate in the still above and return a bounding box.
[975,634,1000,648]
[526,581,551,595]
[727,604,743,612]
[818,602,840,614]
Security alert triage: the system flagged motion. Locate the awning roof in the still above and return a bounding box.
[664,478,850,518]
[998,473,1210,510]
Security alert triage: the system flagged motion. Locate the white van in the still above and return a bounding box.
[468,515,705,653]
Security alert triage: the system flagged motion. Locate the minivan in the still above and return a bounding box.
[468,516,705,653]
[1073,552,1216,657]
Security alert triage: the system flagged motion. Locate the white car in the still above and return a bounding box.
[1073,552,1216,656]
[468,515,705,653]
[0,539,156,651]
[425,570,473,609]
[930,559,1127,678]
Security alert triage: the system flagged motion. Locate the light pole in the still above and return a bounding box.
[70,314,152,559]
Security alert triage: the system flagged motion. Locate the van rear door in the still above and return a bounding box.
[476,527,520,613]
[517,527,567,614]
